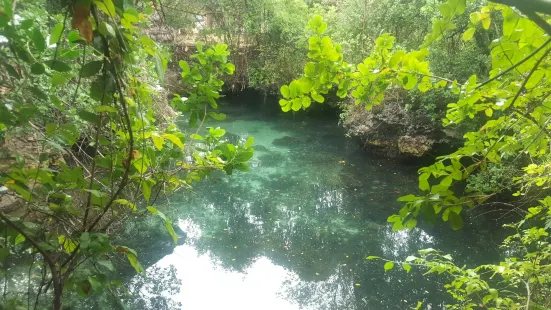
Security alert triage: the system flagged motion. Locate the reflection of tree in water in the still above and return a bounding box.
[272,223,455,309]
[279,265,358,310]
[137,111,503,309]
[167,172,501,309]
[121,265,182,310]
[63,265,181,309]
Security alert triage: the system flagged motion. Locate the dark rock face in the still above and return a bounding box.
[341,91,458,158]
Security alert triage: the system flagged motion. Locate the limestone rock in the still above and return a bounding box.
[341,89,458,158]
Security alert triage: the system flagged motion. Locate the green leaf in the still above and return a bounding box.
[298,77,314,93]
[456,0,466,13]
[419,173,430,191]
[51,73,69,86]
[80,61,103,78]
[384,261,395,271]
[151,134,164,150]
[146,206,158,215]
[244,137,254,148]
[3,0,13,20]
[207,112,226,120]
[165,219,178,244]
[365,256,379,260]
[439,3,452,17]
[21,18,34,30]
[30,63,46,75]
[31,28,46,53]
[235,150,254,162]
[302,96,311,108]
[224,63,236,74]
[481,14,491,30]
[14,234,25,245]
[526,69,545,89]
[280,85,290,98]
[291,98,302,111]
[289,80,301,97]
[80,232,91,249]
[397,194,418,202]
[78,111,101,124]
[190,134,204,140]
[142,181,151,202]
[280,99,291,112]
[406,219,417,230]
[154,53,165,84]
[209,127,226,138]
[448,211,463,230]
[161,133,185,149]
[103,0,117,17]
[95,105,117,113]
[403,74,418,90]
[46,60,72,72]
[312,93,324,103]
[234,163,249,172]
[389,50,405,68]
[97,259,115,271]
[99,21,115,37]
[88,277,102,292]
[317,21,327,34]
[6,184,31,201]
[462,27,476,41]
[30,86,49,101]
[50,23,64,45]
[304,62,317,77]
[4,63,21,79]
[127,253,144,274]
[358,63,369,75]
[402,263,411,273]
[179,60,190,73]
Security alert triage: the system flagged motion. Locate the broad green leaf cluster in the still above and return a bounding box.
[369,197,551,309]
[279,14,447,114]
[0,0,251,308]
[280,0,551,307]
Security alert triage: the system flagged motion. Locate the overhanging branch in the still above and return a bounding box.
[491,0,551,15]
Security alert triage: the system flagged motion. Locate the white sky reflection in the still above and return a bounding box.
[150,245,301,310]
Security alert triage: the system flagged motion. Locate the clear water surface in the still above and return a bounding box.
[108,98,504,310]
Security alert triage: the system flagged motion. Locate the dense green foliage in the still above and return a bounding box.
[0,0,252,308]
[279,0,551,308]
[4,0,551,308]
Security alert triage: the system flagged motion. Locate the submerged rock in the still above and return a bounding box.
[272,136,302,147]
[254,144,269,152]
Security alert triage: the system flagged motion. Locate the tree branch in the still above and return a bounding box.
[0,214,62,309]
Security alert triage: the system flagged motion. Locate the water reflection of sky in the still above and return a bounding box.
[133,218,441,310]
[156,245,301,310]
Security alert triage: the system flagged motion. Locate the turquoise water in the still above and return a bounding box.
[114,100,503,309]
